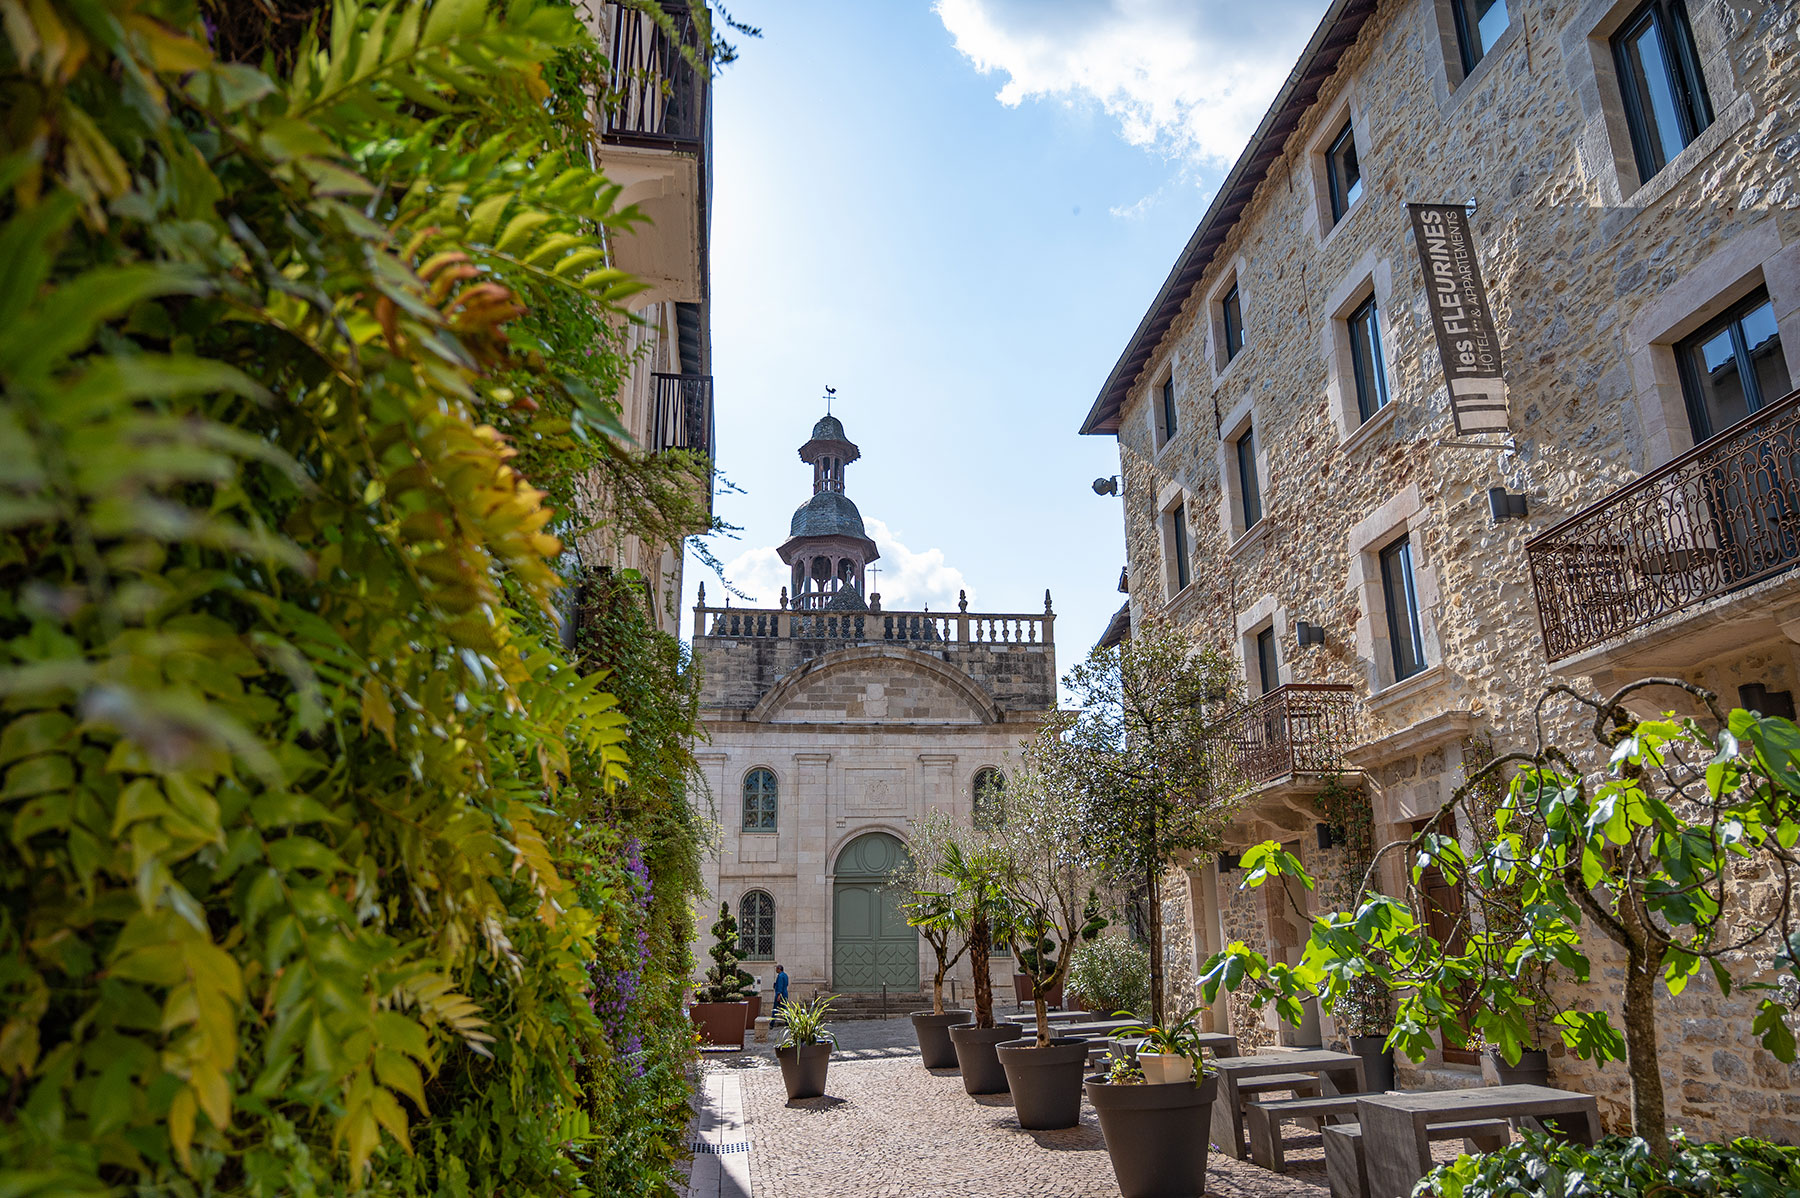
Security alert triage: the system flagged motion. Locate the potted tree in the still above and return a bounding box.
[1339,972,1397,1092]
[993,755,1109,1129]
[774,994,837,1101]
[895,810,975,1069]
[1066,934,1151,1021]
[688,902,755,1048]
[1085,1006,1218,1198]
[931,840,1021,1094]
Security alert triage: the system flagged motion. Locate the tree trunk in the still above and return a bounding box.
[1621,951,1668,1155]
[1034,990,1050,1047]
[932,964,945,1015]
[1147,862,1165,1027]
[971,916,994,1028]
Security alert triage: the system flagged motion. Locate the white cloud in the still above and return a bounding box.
[935,0,1325,171]
[715,518,970,612]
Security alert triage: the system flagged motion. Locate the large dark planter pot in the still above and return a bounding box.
[997,1038,1090,1129]
[1490,1047,1550,1087]
[1011,972,1063,1008]
[949,1022,1022,1095]
[1350,1034,1395,1092]
[776,1042,832,1100]
[1085,1072,1219,1198]
[910,1010,973,1069]
[687,1001,749,1048]
[746,994,761,1023]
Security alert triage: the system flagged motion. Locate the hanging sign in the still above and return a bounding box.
[1408,203,1508,435]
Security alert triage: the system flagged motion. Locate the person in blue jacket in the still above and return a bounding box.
[772,963,789,1016]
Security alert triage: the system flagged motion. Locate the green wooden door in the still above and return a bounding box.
[831,833,919,992]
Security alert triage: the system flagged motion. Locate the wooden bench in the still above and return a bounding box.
[1246,1093,1363,1172]
[1323,1119,1511,1198]
[1235,1072,1324,1102]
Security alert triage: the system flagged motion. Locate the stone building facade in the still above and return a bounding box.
[693,417,1057,1003]
[1082,0,1799,1143]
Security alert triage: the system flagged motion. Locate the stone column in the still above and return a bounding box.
[794,751,832,988]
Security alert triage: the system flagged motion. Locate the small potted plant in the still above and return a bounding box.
[774,994,837,1101]
[1085,1006,1217,1198]
[895,811,974,1069]
[1337,972,1396,1091]
[688,902,755,1048]
[1119,1005,1205,1085]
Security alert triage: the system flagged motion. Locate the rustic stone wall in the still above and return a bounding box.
[698,633,1056,714]
[1107,0,1800,1141]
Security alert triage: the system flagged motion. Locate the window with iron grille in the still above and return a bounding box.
[1611,0,1713,182]
[973,767,1006,831]
[742,768,777,832]
[738,891,774,959]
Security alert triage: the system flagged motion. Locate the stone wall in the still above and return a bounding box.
[1104,0,1800,1142]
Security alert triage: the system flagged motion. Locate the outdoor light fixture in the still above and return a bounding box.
[1092,476,1120,496]
[1488,487,1528,522]
[1296,620,1326,647]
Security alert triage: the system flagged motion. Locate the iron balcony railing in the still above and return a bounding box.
[651,372,713,458]
[1209,684,1360,792]
[1526,388,1800,660]
[599,1,708,151]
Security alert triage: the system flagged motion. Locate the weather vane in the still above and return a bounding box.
[824,385,836,415]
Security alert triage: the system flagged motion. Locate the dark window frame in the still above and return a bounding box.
[1611,0,1714,183]
[1676,287,1788,443]
[1451,0,1510,78]
[1348,294,1391,423]
[1236,425,1263,531]
[738,890,775,960]
[1255,625,1279,695]
[1379,536,1428,683]
[1159,375,1179,444]
[1325,120,1363,224]
[1222,283,1245,363]
[973,767,1006,831]
[741,767,778,832]
[1171,502,1191,593]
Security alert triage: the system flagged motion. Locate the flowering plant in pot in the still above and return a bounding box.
[1086,1005,1218,1198]
[775,994,837,1101]
[896,811,976,1067]
[990,757,1109,1128]
[689,903,755,1048]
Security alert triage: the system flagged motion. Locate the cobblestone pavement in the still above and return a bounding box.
[684,1016,1476,1198]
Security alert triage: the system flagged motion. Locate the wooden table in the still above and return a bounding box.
[1210,1049,1366,1159]
[1357,1084,1601,1198]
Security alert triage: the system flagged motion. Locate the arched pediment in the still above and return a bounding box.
[749,645,999,725]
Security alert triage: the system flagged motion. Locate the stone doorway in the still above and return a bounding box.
[831,832,919,992]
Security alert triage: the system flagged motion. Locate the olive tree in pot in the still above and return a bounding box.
[775,994,837,1101]
[895,810,974,1068]
[690,902,755,1048]
[993,757,1108,1129]
[925,840,1020,1094]
[1086,1007,1218,1198]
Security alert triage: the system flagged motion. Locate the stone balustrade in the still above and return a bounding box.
[694,602,1054,648]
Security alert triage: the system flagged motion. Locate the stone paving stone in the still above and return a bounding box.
[690,1016,1479,1198]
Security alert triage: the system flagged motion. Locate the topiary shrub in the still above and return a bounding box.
[695,903,755,1003]
[1422,1131,1800,1198]
[1067,935,1152,1017]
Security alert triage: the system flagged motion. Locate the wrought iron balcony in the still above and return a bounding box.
[1527,388,1800,660]
[1209,684,1360,793]
[651,372,712,458]
[598,1,708,151]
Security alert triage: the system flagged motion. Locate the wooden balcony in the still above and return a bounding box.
[651,372,712,457]
[1527,388,1800,662]
[1209,684,1360,793]
[598,1,708,152]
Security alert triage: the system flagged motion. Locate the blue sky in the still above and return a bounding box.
[682,0,1325,670]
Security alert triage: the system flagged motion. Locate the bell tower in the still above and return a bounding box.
[778,412,880,611]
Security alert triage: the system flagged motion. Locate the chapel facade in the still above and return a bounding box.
[691,415,1057,1003]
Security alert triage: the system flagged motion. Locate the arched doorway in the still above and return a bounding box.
[832,832,919,992]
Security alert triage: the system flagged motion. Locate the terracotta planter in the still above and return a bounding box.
[1086,1072,1218,1198]
[1137,1051,1193,1085]
[687,1001,749,1048]
[1489,1047,1549,1087]
[746,994,761,1023]
[776,1041,832,1100]
[1011,972,1063,1008]
[1351,1034,1395,1091]
[948,1022,1022,1095]
[910,1010,973,1069]
[997,1038,1090,1129]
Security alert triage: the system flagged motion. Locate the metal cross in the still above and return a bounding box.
[868,564,881,593]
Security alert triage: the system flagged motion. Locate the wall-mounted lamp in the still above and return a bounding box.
[1488,487,1528,522]
[1092,476,1120,496]
[1295,620,1327,648]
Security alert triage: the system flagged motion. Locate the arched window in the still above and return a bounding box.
[739,891,774,960]
[742,768,778,832]
[973,767,1006,831]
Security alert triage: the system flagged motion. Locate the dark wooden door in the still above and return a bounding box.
[1419,864,1479,1064]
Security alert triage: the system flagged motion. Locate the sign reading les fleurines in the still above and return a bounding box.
[1408,203,1509,435]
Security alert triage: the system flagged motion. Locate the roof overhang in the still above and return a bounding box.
[1079,0,1381,437]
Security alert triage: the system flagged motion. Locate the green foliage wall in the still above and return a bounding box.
[0,0,711,1192]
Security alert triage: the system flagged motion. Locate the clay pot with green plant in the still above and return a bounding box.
[924,840,1020,1094]
[775,994,837,1101]
[1086,1009,1218,1198]
[689,902,755,1048]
